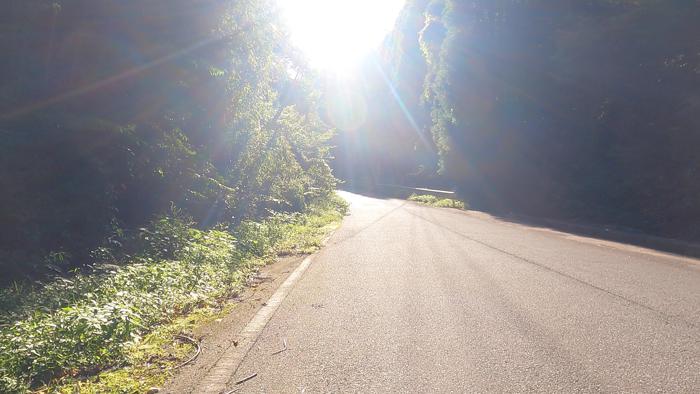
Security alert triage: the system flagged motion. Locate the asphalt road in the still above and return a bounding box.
[227,191,700,393]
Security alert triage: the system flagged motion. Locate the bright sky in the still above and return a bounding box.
[277,0,405,73]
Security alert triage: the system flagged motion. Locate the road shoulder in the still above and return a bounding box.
[162,255,307,393]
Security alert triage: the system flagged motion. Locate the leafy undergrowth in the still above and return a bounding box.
[0,194,347,393]
[408,193,468,210]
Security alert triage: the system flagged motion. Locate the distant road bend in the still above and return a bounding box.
[211,191,700,393]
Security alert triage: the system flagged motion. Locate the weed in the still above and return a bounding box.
[0,194,347,392]
[408,193,468,210]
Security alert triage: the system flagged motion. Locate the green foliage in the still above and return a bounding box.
[235,193,348,257]
[414,0,700,238]
[0,194,347,392]
[54,304,228,393]
[270,194,349,255]
[139,208,195,261]
[408,193,467,210]
[0,227,241,391]
[0,1,341,390]
[0,0,337,282]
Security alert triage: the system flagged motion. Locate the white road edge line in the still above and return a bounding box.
[198,255,315,393]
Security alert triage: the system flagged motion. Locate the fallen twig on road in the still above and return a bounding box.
[271,338,288,355]
[171,334,201,370]
[235,373,258,385]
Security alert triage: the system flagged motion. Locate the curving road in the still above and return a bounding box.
[222,191,700,393]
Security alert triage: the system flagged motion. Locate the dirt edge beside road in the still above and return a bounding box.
[162,255,306,393]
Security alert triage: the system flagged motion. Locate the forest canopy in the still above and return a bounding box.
[0,0,337,281]
[337,0,700,241]
[2,0,700,279]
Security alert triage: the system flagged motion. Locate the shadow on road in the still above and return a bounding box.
[340,184,700,260]
[489,212,700,260]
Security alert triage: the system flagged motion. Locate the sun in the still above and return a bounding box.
[277,0,405,73]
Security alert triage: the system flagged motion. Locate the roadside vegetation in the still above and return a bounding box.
[0,195,347,392]
[0,2,346,391]
[336,0,700,242]
[1,1,337,283]
[408,194,467,210]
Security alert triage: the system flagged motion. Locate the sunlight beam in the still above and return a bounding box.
[277,0,404,73]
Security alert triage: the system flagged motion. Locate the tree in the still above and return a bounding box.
[414,0,700,238]
[0,0,337,280]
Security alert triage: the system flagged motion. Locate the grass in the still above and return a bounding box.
[0,194,347,393]
[48,304,236,394]
[408,193,468,210]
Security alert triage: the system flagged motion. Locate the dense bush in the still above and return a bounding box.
[0,1,341,390]
[0,228,239,391]
[0,0,336,282]
[361,0,700,240]
[0,196,347,392]
[408,193,466,209]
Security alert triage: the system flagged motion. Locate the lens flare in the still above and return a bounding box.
[277,0,404,73]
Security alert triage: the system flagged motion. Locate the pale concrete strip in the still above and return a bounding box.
[197,255,314,394]
[377,183,455,195]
